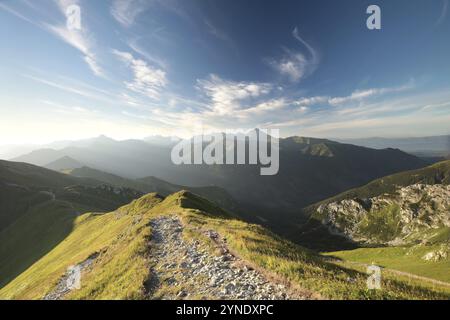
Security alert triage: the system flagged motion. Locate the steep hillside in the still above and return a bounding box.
[1,191,448,300]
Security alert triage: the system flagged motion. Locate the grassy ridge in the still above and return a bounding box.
[1,191,448,300]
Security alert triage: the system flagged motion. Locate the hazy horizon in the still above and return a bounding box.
[0,131,449,148]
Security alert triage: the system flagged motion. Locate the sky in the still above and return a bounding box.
[0,0,449,144]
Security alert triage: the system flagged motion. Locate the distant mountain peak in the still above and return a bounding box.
[44,156,84,171]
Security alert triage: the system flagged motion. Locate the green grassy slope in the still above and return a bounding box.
[1,191,448,300]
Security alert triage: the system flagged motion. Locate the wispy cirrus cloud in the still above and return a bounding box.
[113,50,168,100]
[0,2,37,25]
[204,20,238,54]
[293,82,414,110]
[268,27,320,82]
[111,0,150,27]
[328,84,413,106]
[435,0,449,26]
[23,74,117,104]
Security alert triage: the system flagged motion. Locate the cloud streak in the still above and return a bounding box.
[269,27,320,82]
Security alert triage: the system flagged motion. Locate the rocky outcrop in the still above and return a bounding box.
[422,244,449,262]
[317,184,450,244]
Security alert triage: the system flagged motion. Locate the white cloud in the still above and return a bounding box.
[197,74,272,115]
[294,96,329,107]
[269,27,319,82]
[111,0,149,27]
[239,99,287,116]
[113,50,168,100]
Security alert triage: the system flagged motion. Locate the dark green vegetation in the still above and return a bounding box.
[1,191,448,299]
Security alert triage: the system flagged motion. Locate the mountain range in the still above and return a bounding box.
[338,135,450,159]
[10,135,427,227]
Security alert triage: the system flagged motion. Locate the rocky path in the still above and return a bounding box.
[147,216,308,300]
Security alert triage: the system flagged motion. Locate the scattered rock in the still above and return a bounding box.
[422,245,449,262]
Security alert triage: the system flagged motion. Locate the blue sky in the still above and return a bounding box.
[0,0,449,144]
